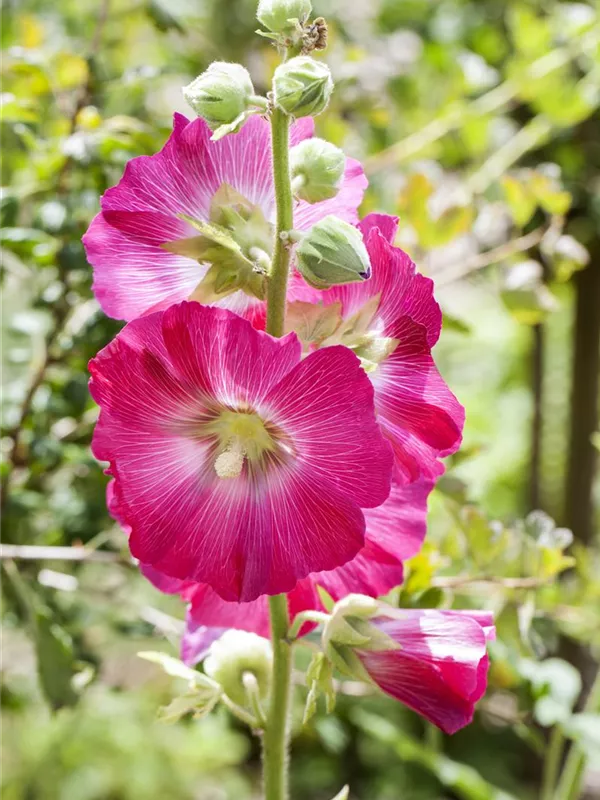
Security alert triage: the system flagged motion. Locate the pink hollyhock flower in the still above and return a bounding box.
[288,213,464,483]
[91,301,393,601]
[83,114,366,323]
[354,609,494,734]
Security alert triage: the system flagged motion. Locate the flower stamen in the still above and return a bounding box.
[215,440,246,479]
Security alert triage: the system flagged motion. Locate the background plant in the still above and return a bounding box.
[1,0,599,798]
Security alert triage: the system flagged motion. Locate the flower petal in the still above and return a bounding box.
[358,610,491,734]
[262,345,393,509]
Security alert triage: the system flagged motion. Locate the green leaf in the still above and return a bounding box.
[304,652,336,725]
[138,651,213,687]
[501,176,536,227]
[353,709,520,800]
[34,608,78,710]
[563,713,600,759]
[157,690,221,724]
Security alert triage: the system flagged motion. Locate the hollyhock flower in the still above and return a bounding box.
[353,609,494,734]
[90,301,393,602]
[287,213,465,483]
[323,601,494,734]
[83,114,366,323]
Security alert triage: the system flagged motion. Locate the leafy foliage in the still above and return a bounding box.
[1,0,599,798]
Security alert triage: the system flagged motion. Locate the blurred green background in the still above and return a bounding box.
[1,0,599,797]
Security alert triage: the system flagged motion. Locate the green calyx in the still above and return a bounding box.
[182,62,267,139]
[257,0,312,35]
[273,56,333,118]
[296,215,371,290]
[162,184,272,303]
[290,138,345,203]
[320,595,400,685]
[204,630,273,708]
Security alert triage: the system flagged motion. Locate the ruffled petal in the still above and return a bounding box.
[314,476,432,599]
[371,316,464,482]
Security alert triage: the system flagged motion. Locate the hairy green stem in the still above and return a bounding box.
[262,106,294,800]
[266,107,293,338]
[263,594,292,800]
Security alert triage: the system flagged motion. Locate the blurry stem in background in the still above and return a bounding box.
[555,669,600,800]
[434,226,546,286]
[530,248,550,511]
[364,28,599,175]
[467,117,552,196]
[540,725,564,800]
[564,256,600,545]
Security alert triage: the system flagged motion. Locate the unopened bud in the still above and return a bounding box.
[273,56,333,118]
[183,62,264,133]
[257,0,312,33]
[204,630,272,707]
[296,216,371,289]
[290,138,345,203]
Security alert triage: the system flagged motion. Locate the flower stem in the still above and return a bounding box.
[262,103,294,800]
[266,106,293,338]
[263,594,292,800]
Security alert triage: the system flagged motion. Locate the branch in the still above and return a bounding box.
[0,544,123,563]
[434,226,546,286]
[430,574,551,590]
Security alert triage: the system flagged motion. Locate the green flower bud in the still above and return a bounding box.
[273,56,333,118]
[204,630,272,707]
[296,216,371,289]
[183,62,264,133]
[290,138,345,203]
[257,0,311,33]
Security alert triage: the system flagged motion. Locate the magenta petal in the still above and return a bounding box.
[372,317,464,482]
[160,301,302,407]
[181,613,226,667]
[358,610,492,734]
[262,346,393,509]
[362,477,433,562]
[314,477,432,599]
[90,303,390,601]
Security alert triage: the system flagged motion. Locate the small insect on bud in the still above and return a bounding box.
[296,216,371,290]
[257,0,312,34]
[290,138,345,203]
[183,62,265,134]
[204,630,273,707]
[273,56,333,118]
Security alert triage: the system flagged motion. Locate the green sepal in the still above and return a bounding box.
[303,652,336,724]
